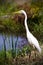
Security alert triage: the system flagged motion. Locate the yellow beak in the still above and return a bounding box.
[14,11,20,14]
[12,11,20,15]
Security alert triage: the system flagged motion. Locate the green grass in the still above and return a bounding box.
[0,43,43,65]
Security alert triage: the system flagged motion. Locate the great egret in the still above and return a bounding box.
[15,10,41,53]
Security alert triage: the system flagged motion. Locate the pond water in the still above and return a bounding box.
[0,34,28,51]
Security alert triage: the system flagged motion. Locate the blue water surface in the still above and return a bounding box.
[0,34,28,51]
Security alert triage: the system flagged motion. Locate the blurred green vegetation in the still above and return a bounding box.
[0,1,43,65]
[0,2,43,42]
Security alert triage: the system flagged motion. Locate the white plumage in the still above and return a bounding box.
[15,10,41,53]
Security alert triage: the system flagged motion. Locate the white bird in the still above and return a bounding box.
[15,10,41,53]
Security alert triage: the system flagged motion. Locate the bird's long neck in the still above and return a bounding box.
[24,13,29,32]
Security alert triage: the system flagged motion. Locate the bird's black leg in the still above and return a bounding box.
[32,45,37,60]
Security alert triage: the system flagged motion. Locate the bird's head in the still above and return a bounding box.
[14,10,26,16]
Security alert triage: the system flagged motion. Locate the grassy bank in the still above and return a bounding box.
[0,45,43,65]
